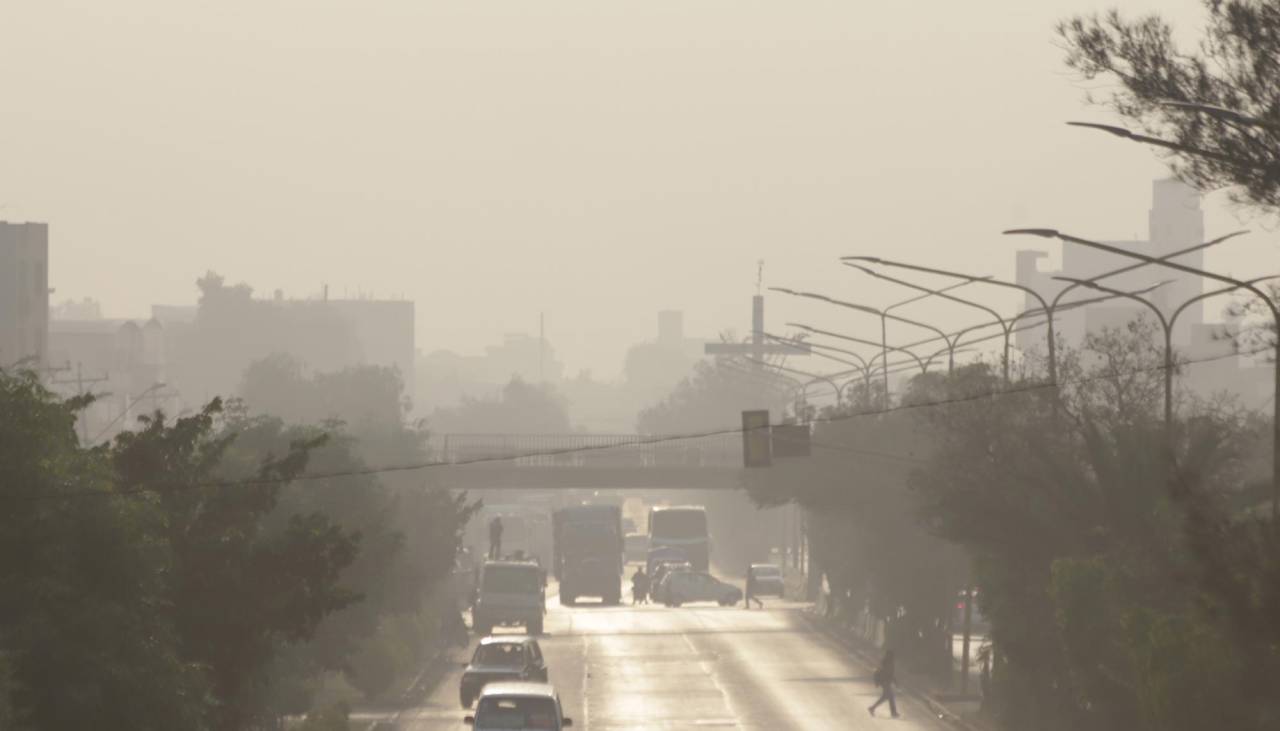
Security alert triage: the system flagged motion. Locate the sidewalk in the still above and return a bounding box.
[801,607,994,731]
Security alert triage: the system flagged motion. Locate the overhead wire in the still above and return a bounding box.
[4,342,1274,502]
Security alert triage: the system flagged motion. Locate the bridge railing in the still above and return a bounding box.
[435,432,742,468]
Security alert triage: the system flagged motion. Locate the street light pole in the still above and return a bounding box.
[771,287,954,397]
[1009,227,1278,519]
[844,257,1059,384]
[1054,275,1280,448]
[846,264,1014,381]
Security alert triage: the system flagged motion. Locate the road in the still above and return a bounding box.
[369,583,953,730]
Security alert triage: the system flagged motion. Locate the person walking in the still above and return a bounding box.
[744,564,763,609]
[488,516,503,559]
[632,567,650,605]
[868,649,899,718]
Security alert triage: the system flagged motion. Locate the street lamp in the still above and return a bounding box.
[746,357,845,409]
[787,322,942,376]
[771,286,954,397]
[1054,275,1280,444]
[844,239,1231,384]
[844,257,1063,384]
[1008,227,1278,518]
[846,263,1016,382]
[765,333,875,390]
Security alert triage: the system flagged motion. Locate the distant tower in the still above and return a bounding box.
[658,310,684,348]
[1148,178,1205,345]
[0,222,49,367]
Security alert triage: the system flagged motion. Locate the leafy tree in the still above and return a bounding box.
[237,356,477,706]
[638,358,791,434]
[0,369,206,730]
[111,400,361,731]
[1059,0,1280,210]
[910,320,1267,731]
[431,376,571,434]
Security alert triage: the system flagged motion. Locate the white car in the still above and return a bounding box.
[657,570,744,607]
[466,682,573,731]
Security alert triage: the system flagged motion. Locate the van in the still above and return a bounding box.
[473,560,545,635]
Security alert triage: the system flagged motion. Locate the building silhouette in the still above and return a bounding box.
[1016,178,1268,402]
[0,222,49,368]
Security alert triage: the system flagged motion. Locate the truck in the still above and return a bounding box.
[648,505,710,572]
[551,504,623,606]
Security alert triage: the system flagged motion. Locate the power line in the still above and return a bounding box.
[3,343,1274,502]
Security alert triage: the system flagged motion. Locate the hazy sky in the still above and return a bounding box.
[4,1,1271,379]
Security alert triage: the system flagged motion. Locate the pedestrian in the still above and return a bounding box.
[488,516,503,559]
[744,564,763,609]
[632,567,650,605]
[868,649,899,718]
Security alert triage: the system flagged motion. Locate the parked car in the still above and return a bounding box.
[465,682,573,730]
[656,570,743,607]
[459,636,548,708]
[749,563,785,597]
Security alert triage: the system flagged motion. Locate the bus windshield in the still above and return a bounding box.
[650,509,707,540]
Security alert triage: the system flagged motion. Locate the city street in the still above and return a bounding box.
[375,587,950,731]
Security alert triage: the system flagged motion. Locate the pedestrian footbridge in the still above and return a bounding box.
[429,433,745,491]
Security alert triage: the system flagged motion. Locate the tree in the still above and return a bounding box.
[111,400,361,731]
[910,321,1268,731]
[1059,1,1280,210]
[0,369,206,730]
[430,377,571,434]
[637,358,791,434]
[236,356,477,707]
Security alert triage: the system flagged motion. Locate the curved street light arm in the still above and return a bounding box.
[746,358,845,406]
[1169,275,1280,333]
[846,256,1051,313]
[765,333,871,372]
[845,263,1008,328]
[787,322,929,373]
[1008,229,1269,317]
[771,286,950,342]
[1046,234,1247,313]
[884,276,993,315]
[1052,277,1170,334]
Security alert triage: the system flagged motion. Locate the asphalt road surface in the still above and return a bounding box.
[371,584,952,731]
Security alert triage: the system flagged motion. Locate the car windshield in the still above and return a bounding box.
[650,510,707,540]
[482,566,541,594]
[472,643,525,667]
[474,696,558,729]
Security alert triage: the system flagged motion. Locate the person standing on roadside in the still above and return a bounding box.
[632,566,650,605]
[868,649,899,718]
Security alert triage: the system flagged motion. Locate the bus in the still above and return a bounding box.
[647,505,710,571]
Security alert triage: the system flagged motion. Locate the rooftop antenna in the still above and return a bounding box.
[756,259,764,295]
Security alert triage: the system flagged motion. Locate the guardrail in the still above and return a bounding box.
[435,433,743,469]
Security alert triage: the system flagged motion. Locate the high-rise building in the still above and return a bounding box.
[1015,178,1268,401]
[1016,178,1206,350]
[0,222,49,367]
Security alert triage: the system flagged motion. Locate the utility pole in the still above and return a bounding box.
[539,312,545,384]
[49,362,108,444]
